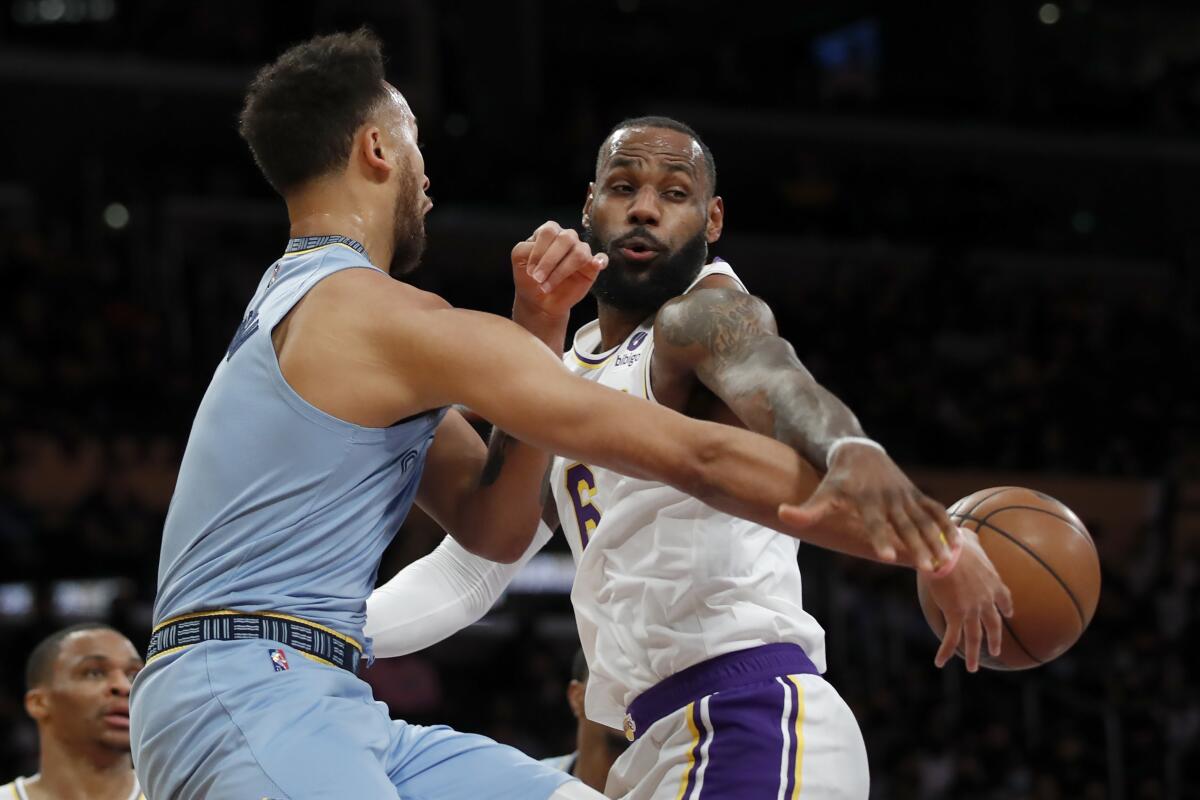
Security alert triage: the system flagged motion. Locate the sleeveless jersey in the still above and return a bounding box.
[549,260,827,729]
[150,236,445,659]
[0,775,144,799]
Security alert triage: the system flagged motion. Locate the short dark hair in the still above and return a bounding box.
[596,116,717,193]
[571,648,589,683]
[25,622,118,690]
[238,28,391,194]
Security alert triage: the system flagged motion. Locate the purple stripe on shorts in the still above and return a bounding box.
[694,679,790,798]
[627,643,818,739]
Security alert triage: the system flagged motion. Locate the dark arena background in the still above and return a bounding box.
[1,2,1197,798]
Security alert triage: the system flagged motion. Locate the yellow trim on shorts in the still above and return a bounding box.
[144,644,192,665]
[297,650,339,668]
[281,242,363,258]
[151,609,363,651]
[676,701,700,800]
[789,675,806,798]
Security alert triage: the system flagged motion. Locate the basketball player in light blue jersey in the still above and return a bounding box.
[127,30,948,800]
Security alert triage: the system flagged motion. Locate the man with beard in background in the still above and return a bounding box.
[2,624,145,800]
[367,116,1011,799]
[542,650,628,791]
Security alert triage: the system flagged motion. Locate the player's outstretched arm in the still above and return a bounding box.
[365,522,555,657]
[653,284,1013,665]
[410,224,606,563]
[654,285,957,569]
[378,301,826,537]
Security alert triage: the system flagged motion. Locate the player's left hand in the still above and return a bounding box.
[923,527,1014,672]
[510,221,608,318]
[778,444,959,572]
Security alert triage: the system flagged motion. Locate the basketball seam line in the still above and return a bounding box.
[987,503,1098,557]
[957,512,1087,627]
[977,505,1093,624]
[959,487,1014,519]
[999,614,1043,666]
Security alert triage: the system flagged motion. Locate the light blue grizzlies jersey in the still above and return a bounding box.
[152,235,445,658]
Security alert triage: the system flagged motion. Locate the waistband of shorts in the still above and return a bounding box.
[624,643,819,741]
[145,609,363,674]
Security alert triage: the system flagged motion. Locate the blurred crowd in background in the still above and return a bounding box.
[2,1,1198,797]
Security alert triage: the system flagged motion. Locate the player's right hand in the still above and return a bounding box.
[922,527,1014,672]
[511,221,607,318]
[778,443,959,572]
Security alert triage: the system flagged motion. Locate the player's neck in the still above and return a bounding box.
[30,733,135,800]
[596,302,652,352]
[286,186,395,273]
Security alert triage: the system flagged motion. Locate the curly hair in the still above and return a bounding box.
[238,28,391,194]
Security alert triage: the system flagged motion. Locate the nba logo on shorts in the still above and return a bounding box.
[270,648,289,671]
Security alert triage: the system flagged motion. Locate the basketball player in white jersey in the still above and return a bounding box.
[2,624,145,800]
[367,117,1012,799]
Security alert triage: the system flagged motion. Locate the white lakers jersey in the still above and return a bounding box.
[0,775,144,800]
[549,260,827,730]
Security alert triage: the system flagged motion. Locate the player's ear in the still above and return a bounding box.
[24,687,49,722]
[706,195,724,244]
[582,183,595,229]
[566,679,585,720]
[357,126,392,182]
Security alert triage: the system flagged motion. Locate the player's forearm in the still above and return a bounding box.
[683,420,823,528]
[445,300,567,561]
[711,338,866,468]
[366,524,552,657]
[660,289,868,467]
[762,362,865,467]
[690,423,930,566]
[456,430,553,563]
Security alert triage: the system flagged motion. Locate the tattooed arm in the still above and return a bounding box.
[653,284,1012,671]
[653,285,956,569]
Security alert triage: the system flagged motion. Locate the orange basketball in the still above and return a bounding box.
[917,486,1101,670]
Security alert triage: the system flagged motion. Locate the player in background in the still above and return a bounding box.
[2,624,145,800]
[367,117,1011,799]
[542,650,628,791]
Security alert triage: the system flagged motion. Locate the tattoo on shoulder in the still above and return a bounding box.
[659,290,772,363]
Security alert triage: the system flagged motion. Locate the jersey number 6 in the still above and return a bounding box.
[564,463,602,549]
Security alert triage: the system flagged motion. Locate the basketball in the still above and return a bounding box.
[917,486,1102,670]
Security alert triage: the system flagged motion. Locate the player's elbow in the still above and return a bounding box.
[484,537,529,565]
[454,528,530,565]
